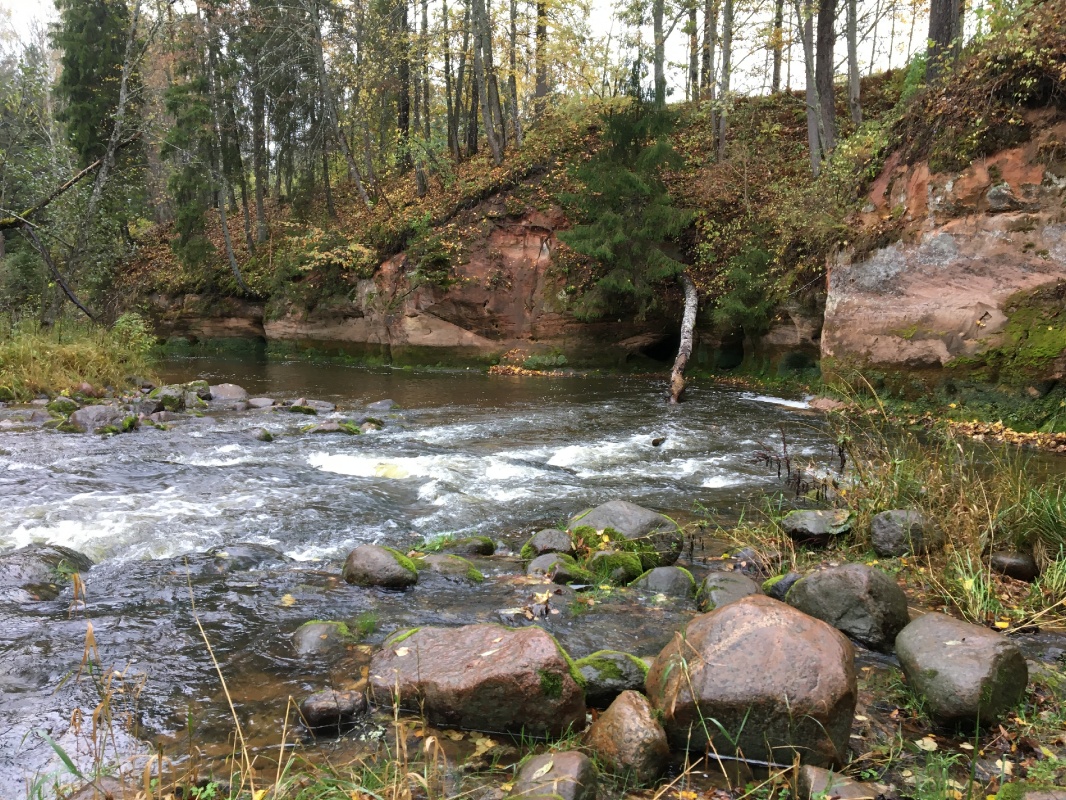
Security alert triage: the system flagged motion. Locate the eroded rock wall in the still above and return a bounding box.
[823,115,1066,386]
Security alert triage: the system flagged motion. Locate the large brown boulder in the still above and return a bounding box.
[369,624,585,736]
[645,595,857,766]
[895,612,1028,725]
[585,690,669,785]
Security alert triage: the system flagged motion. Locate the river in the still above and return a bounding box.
[0,357,834,795]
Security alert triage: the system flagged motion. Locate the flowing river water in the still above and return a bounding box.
[0,357,846,795]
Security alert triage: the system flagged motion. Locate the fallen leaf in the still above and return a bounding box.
[915,736,938,751]
[395,647,410,657]
[480,648,500,657]
[279,593,296,607]
[530,759,554,780]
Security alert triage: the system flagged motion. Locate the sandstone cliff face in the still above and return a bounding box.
[152,208,676,366]
[823,115,1066,386]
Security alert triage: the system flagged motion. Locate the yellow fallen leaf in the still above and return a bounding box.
[279,593,296,607]
[395,647,410,657]
[442,730,464,741]
[994,620,1010,630]
[915,736,938,751]
[480,648,500,657]
[960,742,974,750]
[530,759,554,780]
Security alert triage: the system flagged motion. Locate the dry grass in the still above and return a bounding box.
[0,314,156,402]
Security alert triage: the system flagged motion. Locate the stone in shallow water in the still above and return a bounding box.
[630,566,695,598]
[0,543,95,601]
[369,624,585,736]
[568,500,683,568]
[527,553,591,585]
[299,689,367,735]
[343,544,418,589]
[292,621,353,655]
[895,612,1028,725]
[521,529,576,559]
[574,650,648,709]
[247,397,275,409]
[209,383,248,402]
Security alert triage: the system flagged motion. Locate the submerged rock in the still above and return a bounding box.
[585,691,669,786]
[209,383,248,403]
[299,689,367,736]
[440,536,495,556]
[342,544,418,589]
[696,572,761,612]
[247,397,275,409]
[293,621,355,655]
[0,543,95,601]
[369,624,585,736]
[366,399,397,412]
[871,510,941,557]
[574,650,649,709]
[646,595,857,766]
[290,397,336,414]
[785,564,910,652]
[895,613,1028,725]
[780,509,852,547]
[568,500,684,568]
[630,566,695,598]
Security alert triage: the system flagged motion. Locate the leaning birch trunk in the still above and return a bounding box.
[669,273,698,404]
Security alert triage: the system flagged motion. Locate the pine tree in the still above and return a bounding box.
[52,0,133,166]
[560,86,692,320]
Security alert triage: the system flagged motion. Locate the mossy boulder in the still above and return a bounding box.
[439,535,495,556]
[292,620,355,655]
[568,500,684,568]
[780,509,852,547]
[574,650,649,709]
[47,396,79,416]
[342,544,418,589]
[527,552,595,585]
[0,543,95,601]
[586,550,643,585]
[416,553,484,583]
[521,529,576,560]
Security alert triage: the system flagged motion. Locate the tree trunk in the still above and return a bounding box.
[508,0,522,146]
[397,0,411,168]
[251,68,268,243]
[771,0,784,92]
[815,0,837,153]
[847,0,861,124]
[717,0,733,158]
[21,225,94,320]
[653,0,666,107]
[455,0,471,155]
[535,1,548,114]
[472,0,502,164]
[443,0,458,159]
[927,0,960,81]
[422,0,430,140]
[323,140,337,219]
[669,273,698,404]
[688,3,698,101]
[796,0,822,176]
[700,0,715,96]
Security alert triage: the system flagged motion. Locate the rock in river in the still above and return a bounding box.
[342,544,419,589]
[521,528,576,559]
[568,500,683,568]
[66,404,132,434]
[585,690,669,785]
[630,566,696,598]
[300,689,367,736]
[785,564,910,652]
[895,612,1028,725]
[646,595,857,766]
[369,624,585,736]
[209,383,249,403]
[0,543,95,601]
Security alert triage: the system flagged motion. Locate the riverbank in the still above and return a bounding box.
[1,366,1064,799]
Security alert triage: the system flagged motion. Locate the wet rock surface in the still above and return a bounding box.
[696,571,761,612]
[895,612,1029,724]
[0,543,94,601]
[299,689,367,735]
[574,650,649,708]
[630,566,695,597]
[368,624,585,736]
[646,595,857,766]
[343,544,419,588]
[785,563,910,652]
[569,500,683,567]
